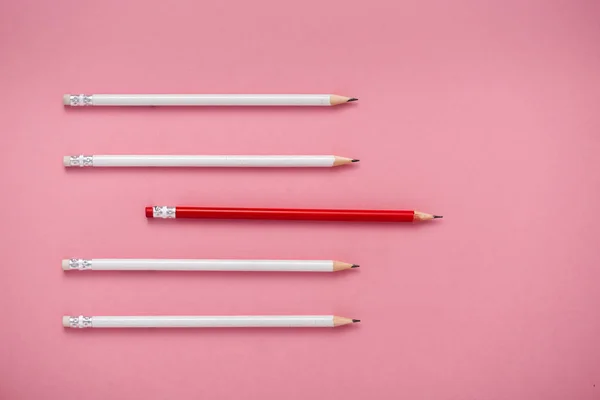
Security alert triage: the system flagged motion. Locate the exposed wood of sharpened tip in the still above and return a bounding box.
[413,211,438,221]
[333,156,356,166]
[333,316,356,327]
[329,95,354,105]
[333,261,355,271]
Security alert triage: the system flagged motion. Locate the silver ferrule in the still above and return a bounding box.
[153,206,176,218]
[68,258,92,270]
[68,94,94,106]
[68,315,93,328]
[66,155,94,167]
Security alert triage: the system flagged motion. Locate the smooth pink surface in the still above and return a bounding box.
[1,0,599,398]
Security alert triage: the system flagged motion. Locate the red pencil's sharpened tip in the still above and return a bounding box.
[433,215,443,219]
[145,207,153,218]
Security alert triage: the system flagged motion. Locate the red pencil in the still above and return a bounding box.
[146,206,442,222]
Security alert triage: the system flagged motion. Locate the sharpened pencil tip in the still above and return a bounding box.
[352,319,361,323]
[433,215,443,219]
[347,97,358,102]
[351,264,360,268]
[351,159,360,163]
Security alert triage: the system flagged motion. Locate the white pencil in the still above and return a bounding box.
[63,155,359,168]
[63,94,358,107]
[62,258,359,272]
[63,315,360,328]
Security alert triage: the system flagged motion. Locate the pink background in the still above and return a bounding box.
[1,0,599,398]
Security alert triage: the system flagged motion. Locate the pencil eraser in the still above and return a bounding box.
[62,259,69,270]
[63,94,70,106]
[63,156,71,167]
[62,316,70,327]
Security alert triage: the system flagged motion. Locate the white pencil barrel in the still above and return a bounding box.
[63,155,336,168]
[62,259,334,272]
[64,315,335,328]
[65,94,332,106]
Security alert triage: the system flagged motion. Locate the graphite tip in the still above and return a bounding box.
[351,264,360,268]
[351,159,360,163]
[352,319,361,323]
[433,215,443,219]
[347,98,358,102]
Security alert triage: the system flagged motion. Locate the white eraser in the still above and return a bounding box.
[63,156,71,167]
[62,259,69,270]
[63,94,70,105]
[62,316,71,327]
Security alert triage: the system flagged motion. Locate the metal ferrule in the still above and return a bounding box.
[66,155,93,167]
[153,206,176,218]
[68,259,92,270]
[68,94,94,106]
[69,315,93,328]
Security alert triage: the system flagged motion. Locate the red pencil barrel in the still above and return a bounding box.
[168,207,415,222]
